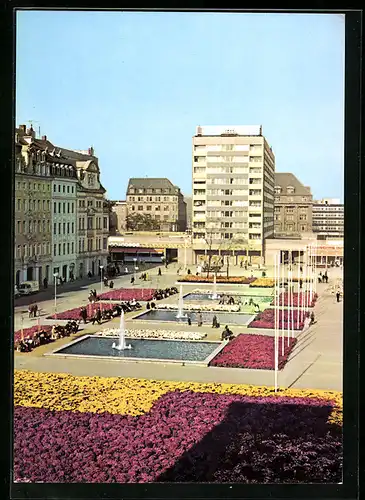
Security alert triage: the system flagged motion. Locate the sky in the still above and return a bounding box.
[16,10,345,201]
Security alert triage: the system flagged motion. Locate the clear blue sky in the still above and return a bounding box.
[16,11,345,201]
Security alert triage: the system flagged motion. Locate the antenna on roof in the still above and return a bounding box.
[26,120,41,138]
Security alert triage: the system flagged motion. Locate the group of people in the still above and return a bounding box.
[88,290,99,303]
[103,278,114,288]
[318,271,329,284]
[218,295,236,305]
[153,287,178,301]
[16,321,78,353]
[79,300,143,325]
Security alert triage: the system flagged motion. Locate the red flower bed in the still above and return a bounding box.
[98,288,155,301]
[248,308,308,330]
[271,292,318,307]
[14,325,52,343]
[46,303,114,321]
[210,334,297,370]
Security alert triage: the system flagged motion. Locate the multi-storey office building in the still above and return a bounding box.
[126,178,187,232]
[312,198,344,239]
[274,172,313,236]
[192,125,275,265]
[14,126,53,286]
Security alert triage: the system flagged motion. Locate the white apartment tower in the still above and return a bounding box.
[192,126,275,264]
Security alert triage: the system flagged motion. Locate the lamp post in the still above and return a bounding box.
[184,238,188,271]
[100,265,104,295]
[53,272,58,318]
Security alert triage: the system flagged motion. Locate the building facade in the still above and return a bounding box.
[192,125,275,264]
[274,173,313,236]
[183,195,192,232]
[109,201,127,235]
[312,198,344,239]
[14,126,53,286]
[126,178,187,232]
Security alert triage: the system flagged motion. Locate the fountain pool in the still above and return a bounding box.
[183,293,273,303]
[133,309,255,325]
[50,335,224,364]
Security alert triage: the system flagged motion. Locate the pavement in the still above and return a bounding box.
[14,264,343,392]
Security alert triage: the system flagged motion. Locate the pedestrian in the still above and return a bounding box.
[80,306,87,324]
[336,290,341,303]
[187,316,192,326]
[300,266,303,273]
[299,278,303,289]
[131,276,135,284]
[33,303,38,318]
[158,268,162,276]
[310,311,315,325]
[240,260,243,268]
[212,315,218,328]
[43,277,48,289]
[28,304,33,318]
[197,312,203,327]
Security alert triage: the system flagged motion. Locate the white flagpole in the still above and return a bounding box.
[309,245,313,304]
[281,251,285,356]
[297,249,300,330]
[274,252,278,393]
[313,242,317,295]
[287,251,290,346]
[290,249,294,338]
[302,247,307,324]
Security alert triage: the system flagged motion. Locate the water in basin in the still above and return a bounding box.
[134,309,254,326]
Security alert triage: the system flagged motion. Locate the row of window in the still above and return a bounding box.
[54,201,75,214]
[78,200,104,208]
[16,243,51,259]
[16,220,50,234]
[129,188,172,195]
[53,242,75,257]
[53,183,76,194]
[54,222,75,235]
[78,217,109,230]
[130,205,175,213]
[77,238,108,253]
[128,196,175,202]
[16,199,51,212]
[16,181,51,192]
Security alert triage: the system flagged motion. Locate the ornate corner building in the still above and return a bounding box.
[14,125,109,286]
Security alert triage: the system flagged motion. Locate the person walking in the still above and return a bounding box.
[33,303,38,318]
[336,290,341,303]
[299,278,303,289]
[80,306,87,324]
[43,277,48,289]
[197,312,203,327]
[187,315,192,326]
[158,268,162,276]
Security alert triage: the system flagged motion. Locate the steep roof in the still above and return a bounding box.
[275,172,312,195]
[127,177,177,191]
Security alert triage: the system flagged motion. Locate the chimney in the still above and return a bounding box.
[88,146,94,156]
[42,135,47,141]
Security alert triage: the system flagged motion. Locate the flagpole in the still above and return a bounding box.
[274,252,278,393]
[309,245,313,305]
[287,251,290,346]
[281,251,285,356]
[296,248,300,330]
[291,249,294,338]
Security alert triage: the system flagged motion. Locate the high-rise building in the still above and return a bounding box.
[274,173,313,237]
[312,198,344,239]
[191,125,275,264]
[126,178,187,232]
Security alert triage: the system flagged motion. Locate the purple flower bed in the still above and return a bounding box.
[98,288,155,301]
[14,391,341,483]
[248,308,309,330]
[271,292,318,307]
[14,325,52,343]
[209,334,297,370]
[46,303,114,321]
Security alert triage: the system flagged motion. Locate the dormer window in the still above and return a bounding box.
[287,186,295,194]
[275,186,282,194]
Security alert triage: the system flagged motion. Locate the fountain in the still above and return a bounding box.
[112,311,132,350]
[211,273,218,300]
[176,284,187,319]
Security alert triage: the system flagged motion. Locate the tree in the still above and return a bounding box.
[221,237,247,278]
[126,213,160,231]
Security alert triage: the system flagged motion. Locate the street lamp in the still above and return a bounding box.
[53,272,58,318]
[100,265,104,294]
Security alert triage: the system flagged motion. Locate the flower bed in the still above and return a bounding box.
[249,278,275,288]
[192,288,274,297]
[46,303,114,321]
[178,276,256,284]
[156,303,240,312]
[209,334,297,370]
[248,308,308,330]
[14,325,52,343]
[98,288,155,301]
[272,292,319,307]
[14,370,342,483]
[98,328,207,341]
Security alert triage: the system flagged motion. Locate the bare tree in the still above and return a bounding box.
[221,237,247,278]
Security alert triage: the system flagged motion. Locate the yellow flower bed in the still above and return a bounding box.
[249,278,275,288]
[14,369,342,425]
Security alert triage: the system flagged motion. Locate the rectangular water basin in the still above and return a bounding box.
[183,293,272,303]
[50,335,224,365]
[133,309,255,326]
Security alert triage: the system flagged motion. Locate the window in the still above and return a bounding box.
[67,222,70,233]
[58,202,61,213]
[53,185,56,192]
[131,205,135,211]
[53,223,57,235]
[63,185,65,193]
[87,217,93,230]
[67,186,70,193]
[63,222,66,234]
[155,196,161,201]
[63,203,66,214]
[71,203,74,213]
[72,222,74,233]
[155,215,160,220]
[164,215,169,220]
[58,185,61,192]
[103,217,108,229]
[54,244,57,256]
[138,205,143,211]
[67,203,70,213]
[63,243,66,255]
[164,206,169,211]
[78,240,81,253]
[67,243,70,254]
[58,223,61,234]
[58,243,61,255]
[17,221,21,234]
[155,205,161,211]
[146,205,152,211]
[103,238,107,250]
[71,186,74,193]
[47,200,50,210]
[43,200,45,210]
[287,186,295,194]
[54,202,57,213]
[71,242,74,253]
